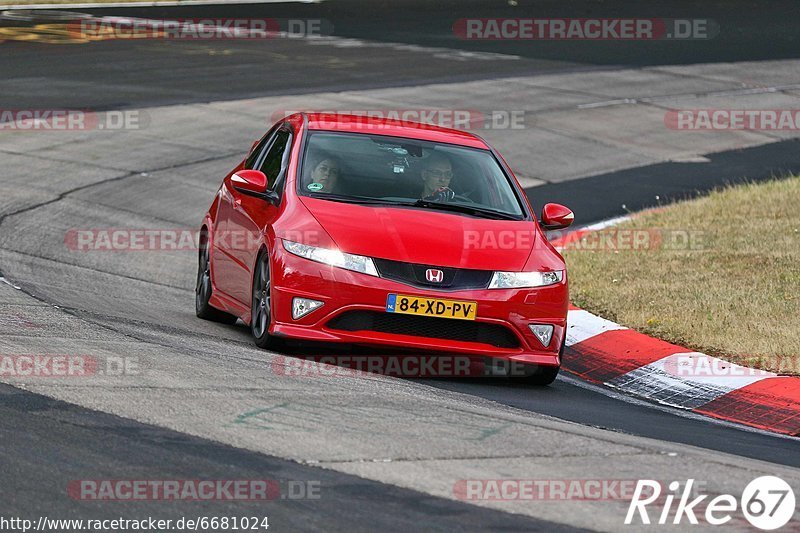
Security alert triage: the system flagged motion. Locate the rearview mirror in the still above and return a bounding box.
[540,203,574,230]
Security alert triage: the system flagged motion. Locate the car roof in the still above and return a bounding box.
[297,112,490,149]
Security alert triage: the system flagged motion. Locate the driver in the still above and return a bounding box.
[305,153,341,194]
[420,152,455,201]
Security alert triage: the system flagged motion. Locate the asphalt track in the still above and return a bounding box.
[3,0,800,109]
[0,383,572,531]
[2,1,800,530]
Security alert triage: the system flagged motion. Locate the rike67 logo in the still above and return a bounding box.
[626,477,796,530]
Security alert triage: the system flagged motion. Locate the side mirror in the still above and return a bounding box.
[231,170,280,204]
[232,169,267,194]
[540,203,574,230]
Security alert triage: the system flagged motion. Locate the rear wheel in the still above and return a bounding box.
[251,251,279,349]
[195,230,238,325]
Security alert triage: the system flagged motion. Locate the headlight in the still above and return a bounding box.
[282,240,379,277]
[488,270,563,289]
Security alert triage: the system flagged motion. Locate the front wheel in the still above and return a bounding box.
[509,338,565,386]
[515,365,560,386]
[251,251,279,349]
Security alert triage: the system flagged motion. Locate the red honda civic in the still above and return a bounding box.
[197,113,574,384]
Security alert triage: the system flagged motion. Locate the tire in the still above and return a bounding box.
[510,338,564,386]
[195,229,238,325]
[251,251,280,349]
[516,364,560,386]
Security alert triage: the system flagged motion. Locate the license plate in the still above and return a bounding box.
[386,294,477,321]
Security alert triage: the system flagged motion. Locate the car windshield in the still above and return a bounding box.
[297,131,526,219]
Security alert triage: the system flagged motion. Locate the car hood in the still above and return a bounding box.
[299,197,539,271]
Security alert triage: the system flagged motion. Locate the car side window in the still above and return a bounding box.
[245,125,280,170]
[258,129,292,190]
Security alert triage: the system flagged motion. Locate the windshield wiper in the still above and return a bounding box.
[306,194,522,220]
[305,193,397,205]
[407,199,522,220]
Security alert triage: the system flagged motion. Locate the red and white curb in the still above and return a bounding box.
[563,306,800,437]
[549,215,632,252]
[548,217,800,437]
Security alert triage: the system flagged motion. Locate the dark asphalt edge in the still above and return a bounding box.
[0,382,582,531]
[421,368,800,470]
[524,137,800,225]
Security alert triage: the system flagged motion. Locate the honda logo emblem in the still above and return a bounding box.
[425,269,444,283]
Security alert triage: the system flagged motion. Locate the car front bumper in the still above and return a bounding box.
[269,244,568,367]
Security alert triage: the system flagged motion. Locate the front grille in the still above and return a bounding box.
[327,311,519,349]
[373,258,492,291]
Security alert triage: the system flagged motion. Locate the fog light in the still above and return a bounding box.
[529,324,554,347]
[292,297,323,320]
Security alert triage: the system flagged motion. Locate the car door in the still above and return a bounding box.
[214,126,279,301]
[226,125,293,305]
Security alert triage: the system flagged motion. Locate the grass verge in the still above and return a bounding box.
[563,176,800,375]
